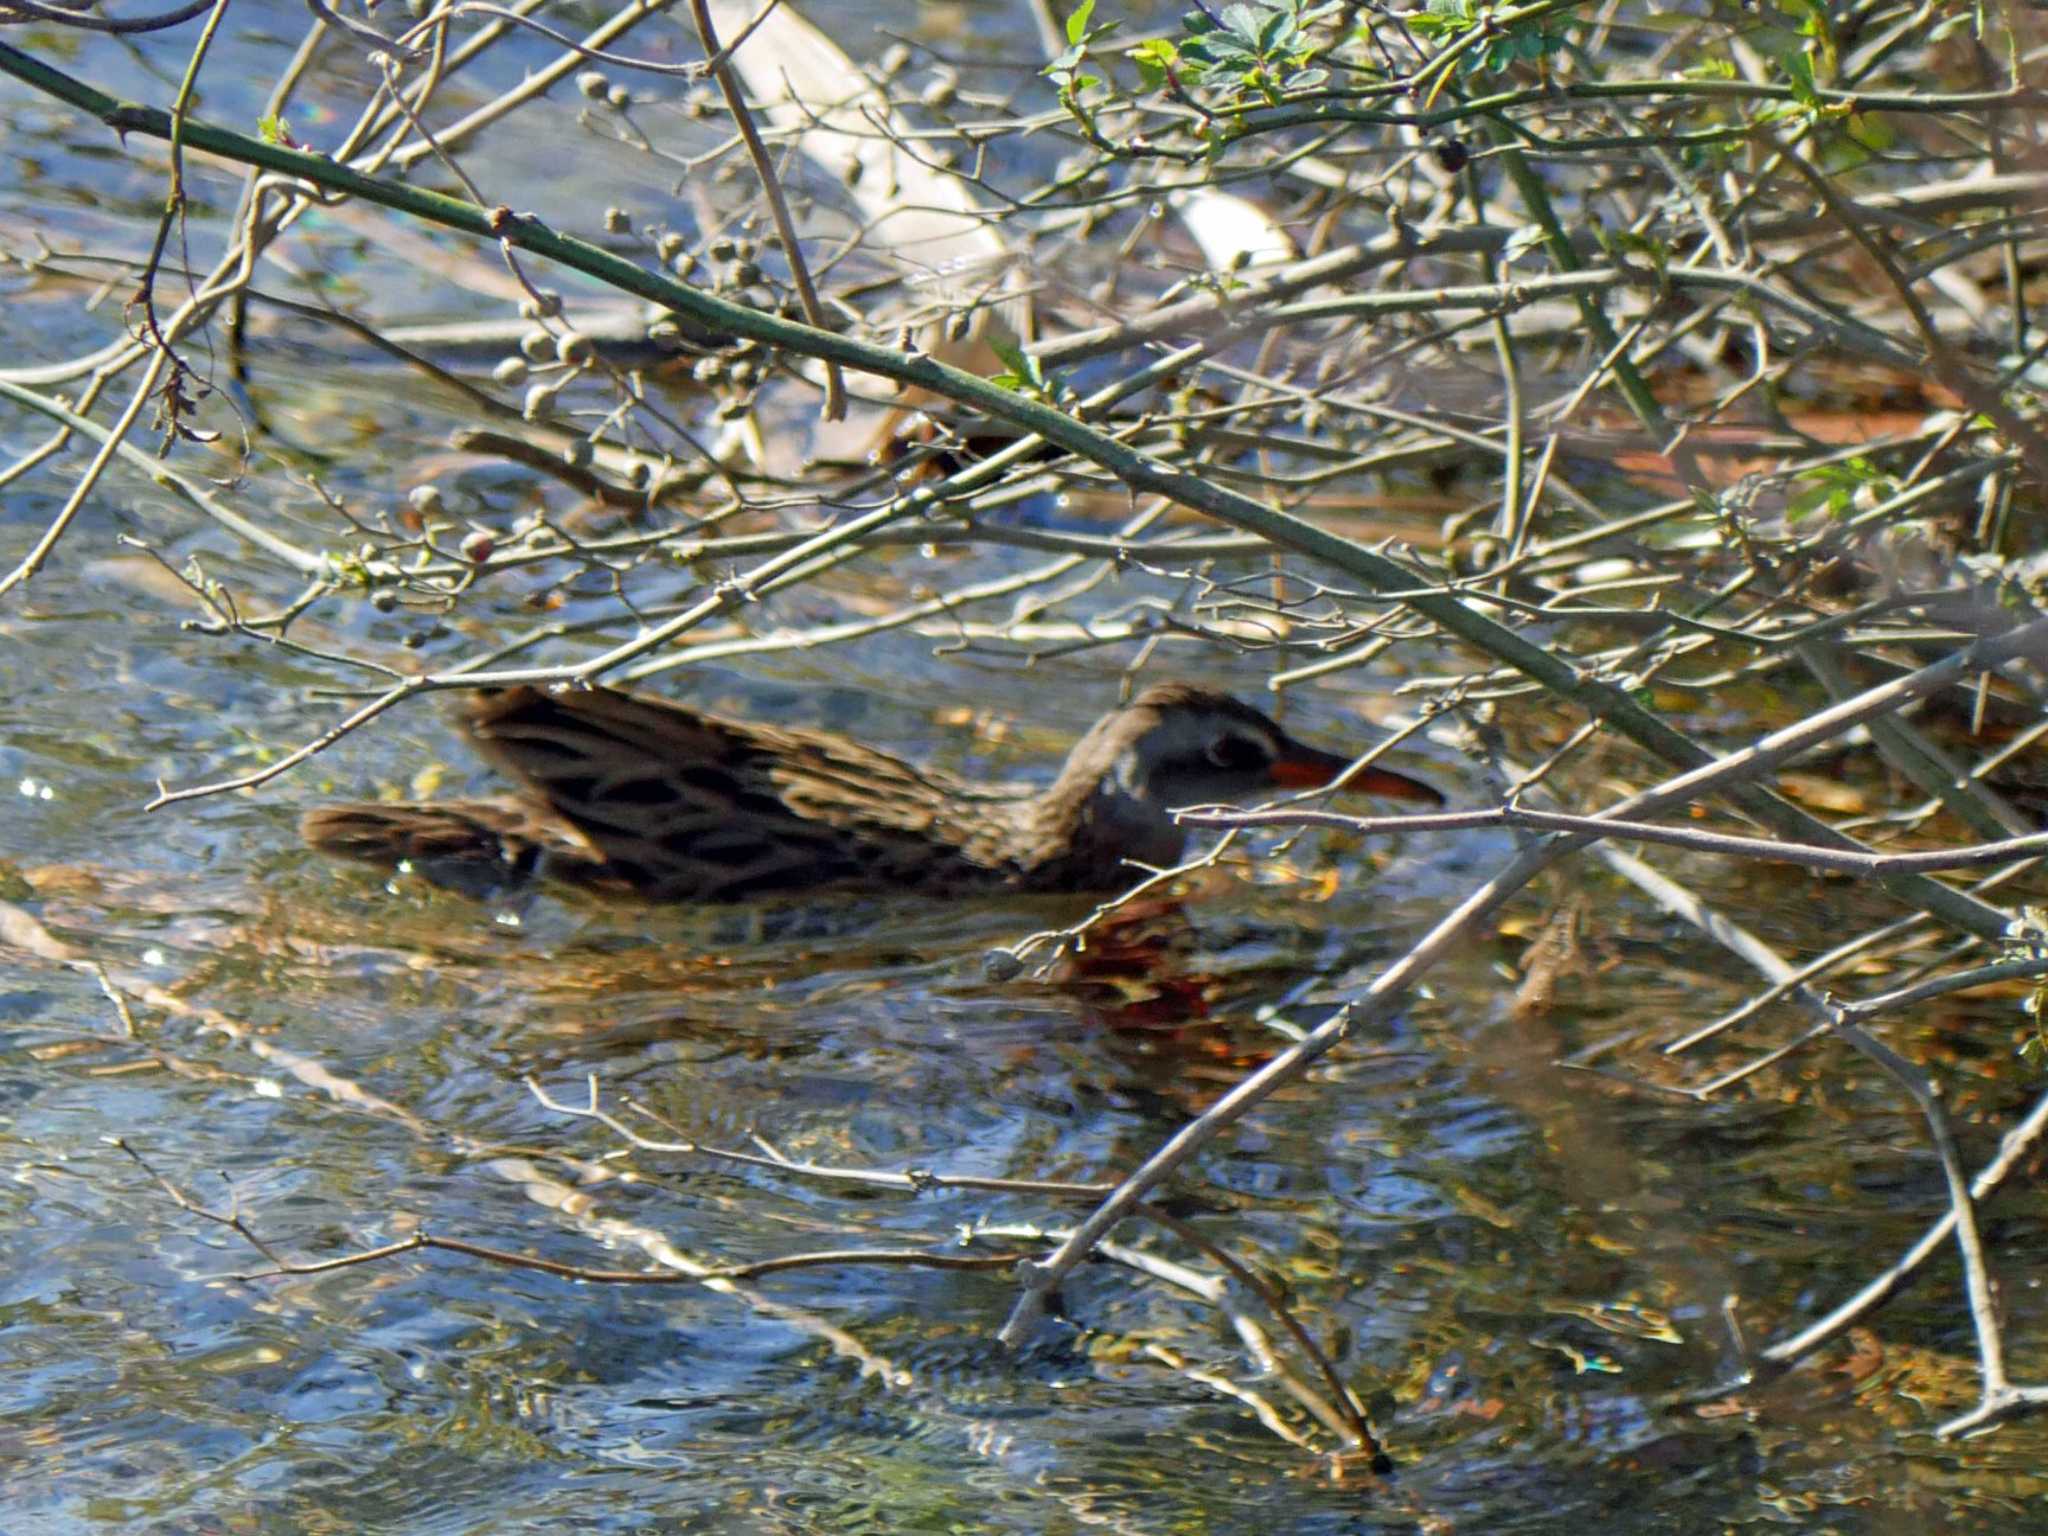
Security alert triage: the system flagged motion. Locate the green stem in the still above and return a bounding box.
[0,36,2016,943]
[1490,134,1665,432]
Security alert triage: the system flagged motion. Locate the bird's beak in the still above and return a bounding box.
[1269,744,1444,803]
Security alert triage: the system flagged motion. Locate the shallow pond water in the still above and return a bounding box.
[7,5,2048,1533]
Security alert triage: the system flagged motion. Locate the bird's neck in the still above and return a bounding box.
[1012,765,1186,885]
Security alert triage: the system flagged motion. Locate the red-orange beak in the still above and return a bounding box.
[1268,745,1444,803]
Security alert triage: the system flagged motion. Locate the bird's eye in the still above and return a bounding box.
[1204,735,1268,772]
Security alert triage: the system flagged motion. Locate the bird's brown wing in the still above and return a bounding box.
[463,686,1031,901]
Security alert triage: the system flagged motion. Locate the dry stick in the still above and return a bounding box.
[14,902,1192,1499]
[526,1075,1117,1200]
[0,414,79,489]
[123,539,415,685]
[1036,169,2048,370]
[1573,842,1836,1090]
[123,1135,1029,1283]
[1823,1021,2017,1404]
[996,832,1569,1346]
[234,1151,1353,1459]
[1798,641,2035,844]
[993,832,1242,974]
[1139,1339,1320,1453]
[226,1226,1028,1285]
[378,0,674,174]
[0,903,430,1134]
[1744,1105,2048,1384]
[685,0,845,421]
[1522,812,2038,1421]
[1144,1205,1383,1460]
[534,1073,1376,1454]
[1177,803,2048,879]
[643,519,1270,566]
[0,348,171,597]
[540,1073,1392,1458]
[0,0,216,30]
[998,618,2048,1343]
[8,46,2032,900]
[399,1,706,78]
[978,1218,1386,1465]
[1512,767,2048,1425]
[1578,842,2048,1421]
[1667,860,2043,1059]
[1838,958,2048,1020]
[299,0,423,56]
[1763,120,2048,489]
[127,0,233,352]
[1844,1015,2048,1437]
[622,542,1131,679]
[0,376,327,577]
[448,427,671,511]
[4,39,2024,951]
[1883,711,2048,846]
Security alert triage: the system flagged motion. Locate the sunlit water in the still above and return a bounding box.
[6,4,2048,1533]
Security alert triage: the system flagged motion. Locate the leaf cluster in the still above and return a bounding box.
[1407,0,1569,78]
[1173,1,1340,101]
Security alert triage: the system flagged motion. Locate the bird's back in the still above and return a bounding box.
[459,686,1044,901]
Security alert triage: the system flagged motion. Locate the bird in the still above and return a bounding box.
[299,681,1443,902]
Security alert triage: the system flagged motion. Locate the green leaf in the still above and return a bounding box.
[1066,0,1095,47]
[1847,110,1895,150]
[988,335,1049,396]
[1784,484,1842,519]
[1783,0,1839,74]
[1778,49,1820,108]
[1789,455,1894,520]
[1411,0,1476,41]
[1130,37,1180,89]
[1174,1,1336,97]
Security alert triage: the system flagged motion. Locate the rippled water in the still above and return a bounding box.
[7,4,2048,1533]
